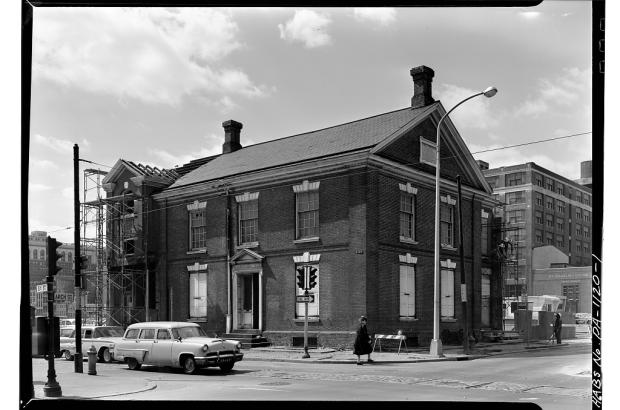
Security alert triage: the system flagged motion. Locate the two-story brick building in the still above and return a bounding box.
[113,66,500,347]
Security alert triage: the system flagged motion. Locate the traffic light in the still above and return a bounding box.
[47,236,63,276]
[308,267,318,289]
[296,266,305,290]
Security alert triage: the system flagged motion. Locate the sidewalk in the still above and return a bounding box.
[242,337,585,364]
[29,337,589,400]
[31,360,157,400]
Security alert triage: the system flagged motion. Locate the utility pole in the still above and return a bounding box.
[456,175,470,354]
[74,144,83,373]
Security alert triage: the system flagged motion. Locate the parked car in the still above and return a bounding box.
[62,325,125,363]
[59,326,76,360]
[114,321,243,374]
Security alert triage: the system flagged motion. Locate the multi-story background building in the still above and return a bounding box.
[482,161,592,303]
[28,230,96,318]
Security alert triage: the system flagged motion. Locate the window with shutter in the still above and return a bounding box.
[441,268,454,318]
[399,264,416,318]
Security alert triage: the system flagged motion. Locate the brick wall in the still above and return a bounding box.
[157,164,496,347]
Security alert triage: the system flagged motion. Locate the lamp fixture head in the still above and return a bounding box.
[483,87,498,98]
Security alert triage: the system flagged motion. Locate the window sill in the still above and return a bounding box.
[294,237,320,244]
[441,318,457,323]
[294,317,320,323]
[236,242,259,250]
[441,245,457,251]
[187,249,207,255]
[188,317,207,323]
[399,317,419,322]
[399,237,418,245]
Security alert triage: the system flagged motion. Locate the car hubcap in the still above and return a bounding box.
[103,349,111,362]
[185,359,195,372]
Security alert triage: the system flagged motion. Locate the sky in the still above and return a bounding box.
[5,2,619,404]
[26,4,595,245]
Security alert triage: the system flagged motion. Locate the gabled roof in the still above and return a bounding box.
[169,104,438,188]
[102,159,180,186]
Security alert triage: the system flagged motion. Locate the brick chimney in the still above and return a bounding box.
[222,120,243,154]
[410,66,435,108]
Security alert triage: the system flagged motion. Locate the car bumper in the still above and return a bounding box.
[194,352,243,367]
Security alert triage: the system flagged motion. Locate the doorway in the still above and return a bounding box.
[236,273,259,329]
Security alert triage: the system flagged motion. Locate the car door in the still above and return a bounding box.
[81,328,94,354]
[137,328,156,364]
[150,329,174,366]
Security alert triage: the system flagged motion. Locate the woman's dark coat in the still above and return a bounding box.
[353,324,372,355]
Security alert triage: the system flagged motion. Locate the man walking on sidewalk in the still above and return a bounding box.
[553,313,563,344]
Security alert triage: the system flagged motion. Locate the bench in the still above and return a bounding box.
[372,334,408,354]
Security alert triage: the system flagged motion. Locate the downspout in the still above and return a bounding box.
[226,189,232,333]
[471,193,476,337]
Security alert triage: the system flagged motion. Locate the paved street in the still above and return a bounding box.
[30,339,591,409]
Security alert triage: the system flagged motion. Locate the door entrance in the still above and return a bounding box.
[236,274,258,329]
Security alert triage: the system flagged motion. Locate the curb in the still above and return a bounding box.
[242,353,488,364]
[34,381,158,400]
[84,381,158,399]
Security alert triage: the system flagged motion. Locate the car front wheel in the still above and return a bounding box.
[127,358,141,370]
[100,348,112,363]
[182,357,197,375]
[219,362,234,372]
[63,350,74,361]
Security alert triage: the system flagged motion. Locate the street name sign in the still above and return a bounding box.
[296,294,315,303]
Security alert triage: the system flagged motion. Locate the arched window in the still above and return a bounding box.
[40,249,45,259]
[61,252,66,261]
[68,252,72,262]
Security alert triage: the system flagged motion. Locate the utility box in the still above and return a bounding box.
[32,316,60,357]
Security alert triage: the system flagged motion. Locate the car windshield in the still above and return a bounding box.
[94,327,125,338]
[171,326,207,339]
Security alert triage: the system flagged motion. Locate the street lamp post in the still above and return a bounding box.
[430,86,497,357]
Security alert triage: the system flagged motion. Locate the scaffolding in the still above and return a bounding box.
[81,169,147,327]
[496,224,524,331]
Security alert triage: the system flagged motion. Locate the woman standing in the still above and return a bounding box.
[553,313,563,344]
[353,316,374,365]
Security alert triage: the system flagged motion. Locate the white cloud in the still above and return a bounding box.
[519,11,542,20]
[470,130,591,180]
[514,67,591,118]
[514,99,549,118]
[352,8,396,26]
[32,134,74,154]
[436,84,499,130]
[148,133,222,168]
[29,183,53,192]
[61,187,74,199]
[148,132,263,168]
[30,158,59,170]
[278,10,332,48]
[32,7,269,106]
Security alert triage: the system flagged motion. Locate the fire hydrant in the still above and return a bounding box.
[87,345,97,375]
